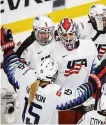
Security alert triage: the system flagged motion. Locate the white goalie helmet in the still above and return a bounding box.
[58,17,79,51]
[89,4,106,31]
[33,15,55,46]
[36,59,58,82]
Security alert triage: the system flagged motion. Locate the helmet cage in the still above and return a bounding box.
[34,26,54,46]
[89,15,106,31]
[58,25,77,51]
[58,18,79,51]
[89,4,106,31]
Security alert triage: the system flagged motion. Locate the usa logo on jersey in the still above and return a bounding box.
[64,59,87,77]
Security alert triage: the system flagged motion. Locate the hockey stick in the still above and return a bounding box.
[16,31,36,58]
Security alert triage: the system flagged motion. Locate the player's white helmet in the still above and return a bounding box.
[58,17,79,51]
[36,59,58,82]
[33,15,55,46]
[89,4,106,31]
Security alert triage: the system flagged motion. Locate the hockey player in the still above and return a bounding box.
[79,4,106,61]
[77,84,106,125]
[16,15,55,69]
[51,17,103,124]
[0,27,104,124]
[51,17,100,89]
[13,15,55,110]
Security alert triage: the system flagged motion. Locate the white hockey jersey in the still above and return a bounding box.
[3,53,96,124]
[21,39,100,89]
[21,40,55,69]
[79,21,106,61]
[77,110,106,125]
[51,39,100,89]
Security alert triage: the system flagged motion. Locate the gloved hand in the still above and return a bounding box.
[89,74,102,93]
[89,67,106,110]
[89,66,106,92]
[0,27,15,57]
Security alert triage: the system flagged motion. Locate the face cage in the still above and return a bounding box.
[59,32,77,51]
[90,16,106,31]
[35,27,54,46]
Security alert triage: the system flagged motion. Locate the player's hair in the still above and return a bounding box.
[28,80,40,105]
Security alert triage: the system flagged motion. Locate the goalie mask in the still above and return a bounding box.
[36,59,58,83]
[89,4,106,31]
[58,17,79,51]
[33,15,55,46]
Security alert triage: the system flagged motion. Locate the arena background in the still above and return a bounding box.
[0,0,106,124]
[0,0,106,34]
